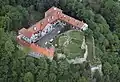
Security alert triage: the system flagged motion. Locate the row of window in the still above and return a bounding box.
[21,36,31,43]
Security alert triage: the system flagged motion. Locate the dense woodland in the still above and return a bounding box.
[0,0,120,82]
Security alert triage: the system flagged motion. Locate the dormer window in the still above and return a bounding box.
[51,16,54,19]
[19,32,21,35]
[57,12,60,14]
[54,8,57,10]
[33,26,37,31]
[75,20,77,22]
[64,15,66,18]
[73,20,75,22]
[40,22,43,25]
[68,19,70,21]
[48,19,50,22]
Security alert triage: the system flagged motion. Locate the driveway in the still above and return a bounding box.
[36,23,64,48]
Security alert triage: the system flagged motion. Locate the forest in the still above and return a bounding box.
[0,0,120,82]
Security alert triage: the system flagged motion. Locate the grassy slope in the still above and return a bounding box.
[86,36,94,61]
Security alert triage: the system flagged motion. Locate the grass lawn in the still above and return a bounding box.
[59,36,68,46]
[67,30,84,41]
[64,43,80,53]
[57,30,85,59]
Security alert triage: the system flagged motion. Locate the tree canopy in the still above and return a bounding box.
[0,0,120,82]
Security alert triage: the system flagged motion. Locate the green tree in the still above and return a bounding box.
[93,70,103,82]
[48,73,56,82]
[103,62,112,75]
[24,72,34,82]
[5,39,15,54]
[111,64,119,78]
[78,76,88,82]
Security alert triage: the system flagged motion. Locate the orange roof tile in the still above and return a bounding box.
[30,43,54,57]
[45,6,62,17]
[59,14,84,28]
[19,28,33,38]
[28,21,41,33]
[16,37,31,47]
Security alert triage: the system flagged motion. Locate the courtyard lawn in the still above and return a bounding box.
[67,30,84,41]
[64,42,80,53]
[57,30,85,59]
[59,36,68,46]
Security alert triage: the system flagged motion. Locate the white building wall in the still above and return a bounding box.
[27,23,53,43]
[41,24,53,36]
[30,33,39,42]
[81,23,88,31]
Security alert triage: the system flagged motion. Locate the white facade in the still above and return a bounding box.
[21,23,53,43]
[21,35,32,43]
[30,33,40,42]
[81,23,88,31]
[41,23,53,37]
[28,52,44,58]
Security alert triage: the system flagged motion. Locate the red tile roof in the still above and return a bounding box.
[45,6,62,17]
[59,14,84,29]
[28,11,59,34]
[28,22,41,33]
[30,43,54,57]
[16,37,31,47]
[19,28,33,38]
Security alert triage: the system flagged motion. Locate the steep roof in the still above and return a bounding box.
[28,21,41,33]
[19,28,33,38]
[45,6,62,17]
[59,14,84,29]
[28,11,59,34]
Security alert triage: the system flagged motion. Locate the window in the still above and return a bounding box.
[77,23,79,25]
[57,12,60,14]
[68,19,70,21]
[51,16,55,19]
[48,19,50,22]
[33,26,37,31]
[41,22,43,25]
[54,8,57,10]
[21,36,31,43]
[64,15,66,18]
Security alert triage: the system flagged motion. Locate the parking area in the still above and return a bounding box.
[35,23,64,48]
